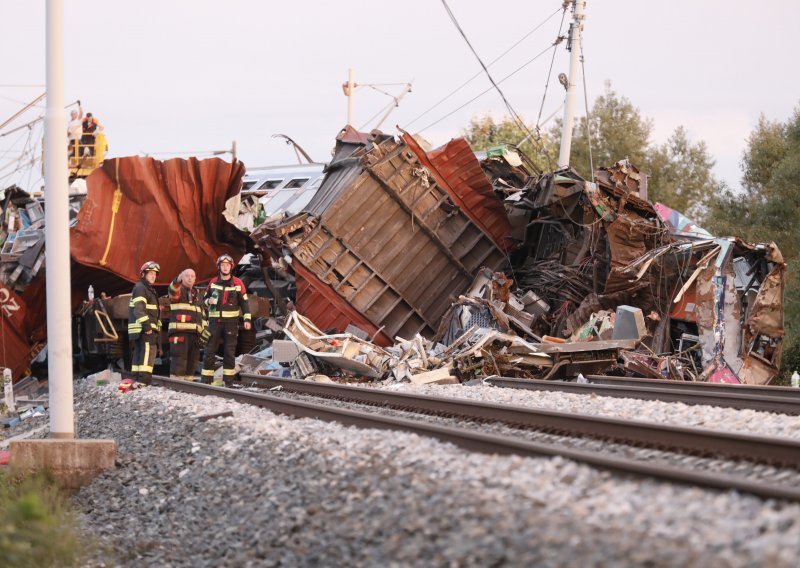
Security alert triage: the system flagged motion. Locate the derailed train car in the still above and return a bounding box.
[255,128,785,385]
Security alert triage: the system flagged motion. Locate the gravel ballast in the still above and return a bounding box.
[74,380,800,566]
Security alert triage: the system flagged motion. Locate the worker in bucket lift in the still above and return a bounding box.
[168,268,208,381]
[201,254,251,387]
[127,261,162,386]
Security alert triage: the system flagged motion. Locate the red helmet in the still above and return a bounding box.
[140,261,160,275]
[217,254,235,266]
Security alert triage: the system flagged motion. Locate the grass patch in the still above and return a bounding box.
[0,469,94,567]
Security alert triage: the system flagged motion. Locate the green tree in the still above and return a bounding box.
[566,82,652,177]
[462,114,556,172]
[647,127,719,219]
[705,111,800,259]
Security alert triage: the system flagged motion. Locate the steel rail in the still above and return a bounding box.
[585,375,800,398]
[239,374,800,468]
[484,376,800,415]
[151,375,800,502]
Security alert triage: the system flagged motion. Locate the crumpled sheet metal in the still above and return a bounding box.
[402,132,513,251]
[71,156,251,285]
[0,282,37,380]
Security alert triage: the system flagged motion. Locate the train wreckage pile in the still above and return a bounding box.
[252,127,784,385]
[0,126,785,388]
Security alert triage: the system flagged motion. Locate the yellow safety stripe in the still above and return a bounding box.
[222,368,237,376]
[209,283,242,292]
[100,158,123,267]
[128,323,142,332]
[136,314,150,323]
[143,342,150,368]
[170,303,203,312]
[242,293,249,300]
[169,322,200,331]
[243,313,252,321]
[145,303,158,310]
[129,296,147,306]
[131,364,140,372]
[201,369,215,376]
[139,365,154,373]
[207,310,243,318]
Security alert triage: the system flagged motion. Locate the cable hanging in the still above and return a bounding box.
[417,42,556,135]
[439,0,536,141]
[580,43,594,177]
[405,6,562,128]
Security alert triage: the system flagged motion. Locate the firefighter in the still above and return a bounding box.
[128,261,162,385]
[201,254,251,386]
[167,268,207,381]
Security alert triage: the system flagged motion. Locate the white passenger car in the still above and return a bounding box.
[241,163,325,218]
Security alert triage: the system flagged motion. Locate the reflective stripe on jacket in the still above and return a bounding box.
[204,275,251,321]
[128,279,161,339]
[168,278,206,336]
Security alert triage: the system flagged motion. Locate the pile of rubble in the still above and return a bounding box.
[239,129,784,386]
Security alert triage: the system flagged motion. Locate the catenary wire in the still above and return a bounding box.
[580,43,594,176]
[439,0,538,140]
[416,42,556,135]
[405,6,562,129]
[535,7,569,135]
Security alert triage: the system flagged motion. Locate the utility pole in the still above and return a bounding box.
[44,0,74,438]
[346,68,355,126]
[557,0,586,169]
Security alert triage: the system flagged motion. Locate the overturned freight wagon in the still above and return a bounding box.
[254,128,511,345]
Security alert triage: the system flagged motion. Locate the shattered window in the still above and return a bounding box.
[258,179,283,190]
[263,189,297,216]
[284,178,309,189]
[241,180,257,190]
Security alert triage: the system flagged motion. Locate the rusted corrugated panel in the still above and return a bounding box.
[293,262,392,346]
[402,133,513,251]
[71,156,250,285]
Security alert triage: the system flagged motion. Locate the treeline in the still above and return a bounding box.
[464,85,800,376]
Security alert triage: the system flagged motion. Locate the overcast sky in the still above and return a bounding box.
[2,0,798,193]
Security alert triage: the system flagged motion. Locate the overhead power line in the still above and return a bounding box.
[438,0,537,140]
[417,42,556,135]
[405,5,562,128]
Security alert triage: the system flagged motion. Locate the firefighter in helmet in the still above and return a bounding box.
[167,268,207,381]
[128,261,162,385]
[201,254,251,386]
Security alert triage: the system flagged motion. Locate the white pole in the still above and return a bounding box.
[557,0,586,169]
[45,0,74,439]
[346,68,355,126]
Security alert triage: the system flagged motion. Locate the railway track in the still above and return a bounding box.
[152,374,800,501]
[483,376,800,415]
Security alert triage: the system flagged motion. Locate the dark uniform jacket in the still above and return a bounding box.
[168,279,206,337]
[204,276,252,323]
[128,279,161,340]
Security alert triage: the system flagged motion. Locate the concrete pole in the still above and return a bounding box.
[557,0,586,169]
[346,68,355,126]
[45,0,74,439]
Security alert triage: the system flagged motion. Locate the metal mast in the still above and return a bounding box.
[557,0,586,169]
[45,0,75,438]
